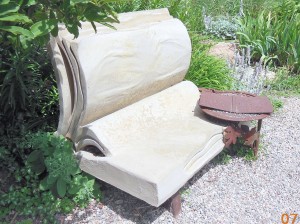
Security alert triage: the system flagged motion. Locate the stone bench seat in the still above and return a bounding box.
[76,81,224,206]
[48,8,225,211]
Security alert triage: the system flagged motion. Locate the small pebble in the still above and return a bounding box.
[115,199,123,205]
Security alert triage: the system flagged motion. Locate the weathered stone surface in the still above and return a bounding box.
[208,42,235,63]
[49,9,225,208]
[76,81,225,206]
[48,38,74,137]
[55,8,192,135]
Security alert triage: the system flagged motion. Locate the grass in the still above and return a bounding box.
[185,34,233,90]
[237,0,300,73]
[111,0,204,32]
[269,97,284,112]
[215,138,259,164]
[112,0,282,33]
[270,68,300,94]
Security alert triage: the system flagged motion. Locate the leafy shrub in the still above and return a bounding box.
[0,167,63,223]
[27,132,101,201]
[0,166,78,223]
[204,16,239,40]
[237,0,300,73]
[237,11,278,63]
[0,44,59,127]
[0,132,102,223]
[185,34,233,90]
[0,0,119,48]
[0,0,120,131]
[112,0,204,32]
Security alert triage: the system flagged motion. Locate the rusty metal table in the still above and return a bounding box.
[199,89,273,156]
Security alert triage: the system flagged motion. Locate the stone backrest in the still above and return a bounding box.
[48,9,191,141]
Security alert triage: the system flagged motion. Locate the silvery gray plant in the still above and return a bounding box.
[229,45,269,95]
[202,7,239,40]
[203,17,239,39]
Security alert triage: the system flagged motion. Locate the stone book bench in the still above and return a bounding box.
[48,8,225,217]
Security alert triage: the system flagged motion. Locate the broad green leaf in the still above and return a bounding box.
[26,0,37,6]
[70,0,89,6]
[236,32,251,42]
[68,184,80,195]
[27,150,42,162]
[66,23,79,38]
[47,174,58,185]
[0,25,34,38]
[34,11,48,21]
[39,176,50,190]
[30,19,57,37]
[70,167,81,175]
[57,177,67,197]
[19,34,32,49]
[0,0,10,5]
[87,179,94,187]
[0,3,19,16]
[0,14,32,23]
[32,161,46,174]
[49,10,55,19]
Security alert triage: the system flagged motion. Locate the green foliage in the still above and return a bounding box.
[185,34,233,90]
[170,0,204,32]
[27,132,101,202]
[204,16,239,40]
[0,44,58,121]
[0,44,59,133]
[29,138,80,197]
[0,165,63,223]
[0,145,17,174]
[0,0,119,127]
[0,0,119,48]
[0,132,102,223]
[237,11,278,63]
[232,138,257,161]
[200,0,241,16]
[237,0,300,73]
[215,138,257,164]
[112,0,204,32]
[269,97,284,111]
[215,150,232,164]
[195,0,280,17]
[0,1,34,39]
[270,68,300,93]
[16,219,34,224]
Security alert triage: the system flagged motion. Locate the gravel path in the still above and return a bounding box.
[62,96,300,224]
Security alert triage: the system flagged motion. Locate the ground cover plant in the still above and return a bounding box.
[0,132,101,223]
[185,34,233,90]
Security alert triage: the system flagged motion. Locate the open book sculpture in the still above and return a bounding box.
[48,8,225,216]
